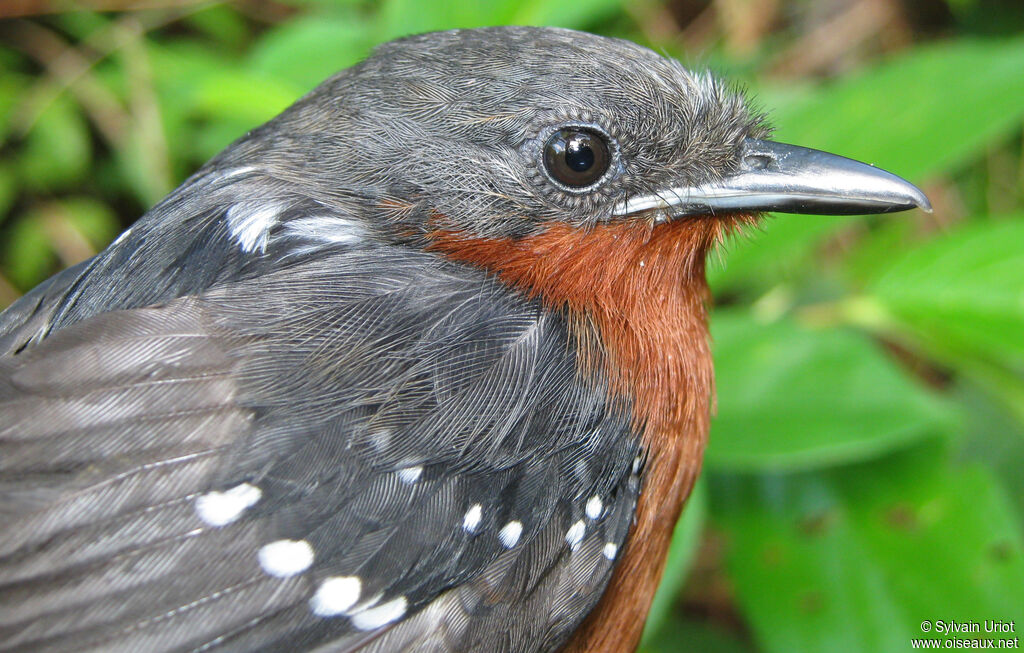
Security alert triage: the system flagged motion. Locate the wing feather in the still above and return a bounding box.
[0,245,641,652]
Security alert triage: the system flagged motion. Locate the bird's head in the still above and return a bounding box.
[224,26,927,250]
[196,28,930,435]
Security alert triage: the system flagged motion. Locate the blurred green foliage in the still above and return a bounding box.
[1,1,1022,651]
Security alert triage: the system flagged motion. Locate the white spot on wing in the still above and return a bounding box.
[111,228,132,247]
[397,466,422,484]
[195,483,261,527]
[226,201,281,253]
[283,216,364,246]
[351,596,407,630]
[310,576,362,616]
[565,520,586,549]
[498,520,522,548]
[462,504,482,533]
[602,542,618,560]
[218,165,259,181]
[258,539,314,578]
[585,495,603,520]
[369,428,392,451]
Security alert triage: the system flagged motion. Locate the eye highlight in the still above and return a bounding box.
[543,128,611,189]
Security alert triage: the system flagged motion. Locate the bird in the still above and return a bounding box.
[0,26,929,653]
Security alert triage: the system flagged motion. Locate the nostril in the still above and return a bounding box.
[744,154,773,170]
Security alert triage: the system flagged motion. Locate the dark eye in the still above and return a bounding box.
[543,128,611,188]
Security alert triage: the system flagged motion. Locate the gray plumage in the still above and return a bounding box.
[0,26,764,652]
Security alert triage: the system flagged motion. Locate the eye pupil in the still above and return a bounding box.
[543,128,611,188]
[565,138,595,172]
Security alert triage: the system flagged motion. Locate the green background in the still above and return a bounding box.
[1,1,1022,651]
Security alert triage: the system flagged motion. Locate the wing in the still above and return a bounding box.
[0,163,349,357]
[0,244,642,653]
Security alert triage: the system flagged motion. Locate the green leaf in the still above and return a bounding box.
[182,64,301,158]
[866,217,1024,422]
[149,40,242,97]
[148,41,296,127]
[504,0,625,28]
[642,479,707,645]
[3,212,54,290]
[274,0,364,7]
[377,0,522,37]
[711,37,1024,294]
[2,198,117,290]
[58,197,120,250]
[708,215,854,296]
[955,380,1024,522]
[0,162,16,219]
[147,42,262,164]
[376,0,622,38]
[0,71,27,144]
[870,217,1024,370]
[642,617,753,653]
[191,70,299,127]
[768,38,1024,180]
[17,95,91,191]
[707,310,952,471]
[841,217,918,286]
[184,4,251,51]
[712,442,1024,653]
[53,10,109,41]
[248,14,374,93]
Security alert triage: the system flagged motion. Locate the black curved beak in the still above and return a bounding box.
[613,138,932,219]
